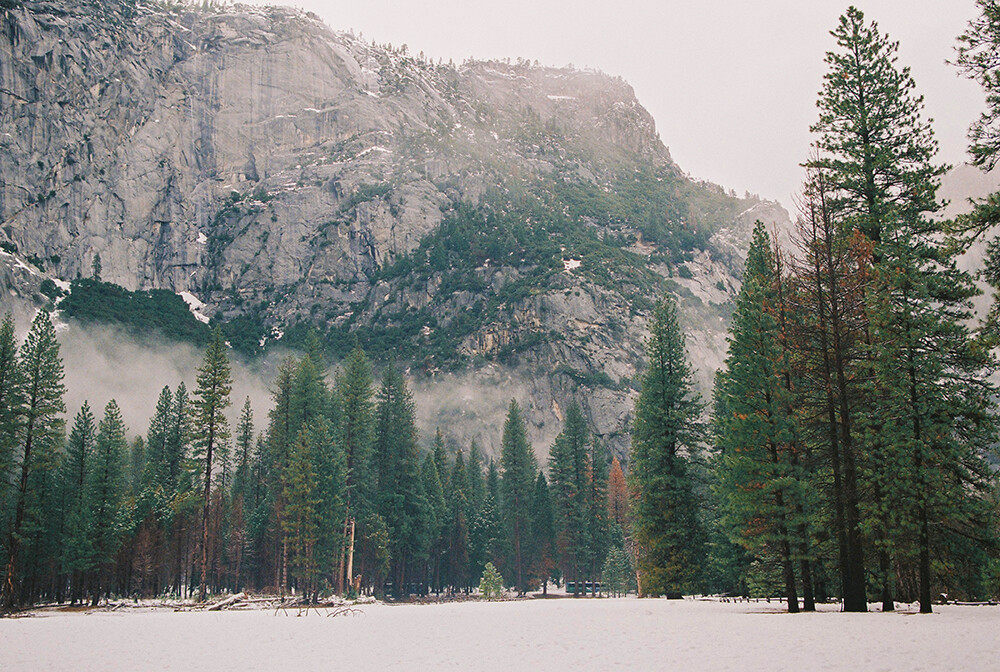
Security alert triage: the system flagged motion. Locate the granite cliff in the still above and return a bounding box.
[0,0,791,459]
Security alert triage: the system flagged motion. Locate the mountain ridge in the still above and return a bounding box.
[0,0,792,459]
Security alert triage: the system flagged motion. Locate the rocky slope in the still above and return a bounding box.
[0,0,790,460]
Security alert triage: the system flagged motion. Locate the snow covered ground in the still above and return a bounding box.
[3,598,999,671]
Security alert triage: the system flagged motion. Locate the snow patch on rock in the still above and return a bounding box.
[178,291,211,324]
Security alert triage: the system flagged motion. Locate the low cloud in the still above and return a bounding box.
[58,323,279,439]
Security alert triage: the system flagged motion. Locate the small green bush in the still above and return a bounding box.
[479,562,503,600]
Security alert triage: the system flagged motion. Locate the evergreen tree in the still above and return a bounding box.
[190,327,232,601]
[61,402,96,600]
[607,456,629,531]
[87,400,129,603]
[479,561,503,600]
[144,387,173,494]
[628,297,704,596]
[499,400,536,594]
[2,311,65,610]
[233,398,255,498]
[312,419,346,595]
[587,439,611,588]
[467,442,486,513]
[954,2,1000,336]
[469,487,502,585]
[0,314,20,516]
[290,345,328,440]
[333,344,374,593]
[956,1,1000,170]
[282,428,321,598]
[528,471,555,594]
[432,429,449,492]
[128,436,146,494]
[266,357,297,593]
[809,6,995,613]
[549,402,593,596]
[165,383,190,495]
[230,397,254,589]
[373,363,424,594]
[421,451,447,593]
[714,223,811,613]
[447,450,471,592]
[602,546,634,597]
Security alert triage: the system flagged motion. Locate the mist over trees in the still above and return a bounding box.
[0,313,629,608]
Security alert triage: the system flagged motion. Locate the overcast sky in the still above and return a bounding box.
[248,0,985,210]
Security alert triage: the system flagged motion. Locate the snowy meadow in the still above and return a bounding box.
[4,598,999,671]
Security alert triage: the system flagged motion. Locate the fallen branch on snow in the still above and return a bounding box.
[206,592,247,611]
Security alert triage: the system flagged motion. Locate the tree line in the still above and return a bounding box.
[709,6,1000,615]
[0,315,646,609]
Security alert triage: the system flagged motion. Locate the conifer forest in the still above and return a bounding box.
[6,4,1000,646]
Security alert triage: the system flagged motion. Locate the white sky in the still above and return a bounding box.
[247,0,985,210]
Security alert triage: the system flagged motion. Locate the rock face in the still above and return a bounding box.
[0,0,791,460]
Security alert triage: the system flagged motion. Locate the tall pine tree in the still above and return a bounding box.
[190,327,232,602]
[628,297,704,596]
[2,311,65,611]
[499,400,536,594]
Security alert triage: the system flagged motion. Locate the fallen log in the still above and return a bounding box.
[206,592,247,611]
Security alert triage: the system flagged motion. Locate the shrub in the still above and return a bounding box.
[479,562,504,600]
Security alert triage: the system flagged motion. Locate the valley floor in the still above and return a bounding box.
[3,597,998,671]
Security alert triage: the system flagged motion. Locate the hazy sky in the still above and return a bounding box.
[247,0,984,210]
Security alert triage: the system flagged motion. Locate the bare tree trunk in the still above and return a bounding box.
[346,518,355,593]
[199,422,216,603]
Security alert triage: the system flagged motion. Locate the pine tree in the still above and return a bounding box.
[190,327,232,602]
[230,397,254,589]
[333,344,374,593]
[373,363,424,594]
[809,6,995,613]
[528,471,555,594]
[290,345,328,439]
[479,561,503,600]
[499,400,536,594]
[470,488,502,585]
[628,297,704,596]
[447,450,471,592]
[87,400,129,604]
[432,428,449,492]
[421,451,447,594]
[61,402,96,601]
[312,418,346,595]
[467,442,486,513]
[2,311,65,611]
[954,2,1000,336]
[282,428,321,598]
[144,387,173,494]
[233,398,254,497]
[128,436,145,494]
[602,546,634,597]
[607,456,629,531]
[790,165,872,611]
[165,383,190,495]
[809,7,945,251]
[266,357,297,593]
[549,402,593,596]
[714,223,811,613]
[587,439,611,589]
[0,313,20,510]
[956,1,1000,170]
